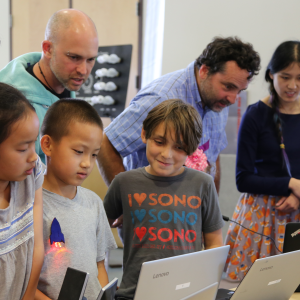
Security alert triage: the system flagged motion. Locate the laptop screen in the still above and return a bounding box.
[283,222,300,253]
[133,245,229,300]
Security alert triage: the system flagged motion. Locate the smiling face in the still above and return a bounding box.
[0,110,39,183]
[49,27,98,92]
[198,61,250,112]
[141,122,188,177]
[270,62,300,105]
[44,121,103,196]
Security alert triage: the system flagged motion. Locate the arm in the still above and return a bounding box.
[97,134,125,187]
[214,156,220,194]
[288,178,300,199]
[34,290,51,300]
[97,260,109,288]
[236,104,291,196]
[22,187,44,300]
[202,176,224,249]
[104,176,124,228]
[203,228,223,249]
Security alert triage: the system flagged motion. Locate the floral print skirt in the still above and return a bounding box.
[224,193,300,281]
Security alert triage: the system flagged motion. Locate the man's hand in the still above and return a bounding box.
[214,156,221,195]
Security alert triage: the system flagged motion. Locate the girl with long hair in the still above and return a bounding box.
[225,41,300,281]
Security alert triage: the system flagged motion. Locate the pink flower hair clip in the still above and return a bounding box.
[185,148,208,172]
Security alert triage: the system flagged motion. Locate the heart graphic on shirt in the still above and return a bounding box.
[135,227,147,241]
[133,193,147,206]
[134,209,146,222]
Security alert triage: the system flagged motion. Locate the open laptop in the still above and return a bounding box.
[133,245,230,300]
[181,282,219,300]
[283,222,300,253]
[216,249,300,300]
[283,222,300,292]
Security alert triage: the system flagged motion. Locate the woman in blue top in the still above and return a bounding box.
[224,41,300,281]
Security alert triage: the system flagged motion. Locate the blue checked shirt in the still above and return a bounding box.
[105,62,228,177]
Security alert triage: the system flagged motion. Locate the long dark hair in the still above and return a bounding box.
[0,83,35,144]
[265,41,300,176]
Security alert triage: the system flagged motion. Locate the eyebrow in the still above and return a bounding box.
[224,81,248,93]
[18,140,36,145]
[66,52,97,60]
[224,82,238,89]
[153,134,165,139]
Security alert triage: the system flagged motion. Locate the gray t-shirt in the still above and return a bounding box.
[38,186,117,300]
[0,156,43,300]
[104,167,224,299]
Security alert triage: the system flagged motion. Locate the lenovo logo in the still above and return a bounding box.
[291,229,300,237]
[153,272,169,279]
[260,266,273,271]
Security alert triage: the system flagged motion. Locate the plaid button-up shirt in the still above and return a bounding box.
[105,62,228,177]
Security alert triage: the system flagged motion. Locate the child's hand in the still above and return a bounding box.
[112,215,123,228]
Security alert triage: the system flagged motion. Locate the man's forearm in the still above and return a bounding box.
[97,134,126,186]
[214,155,221,194]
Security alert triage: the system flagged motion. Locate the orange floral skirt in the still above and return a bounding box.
[224,193,300,281]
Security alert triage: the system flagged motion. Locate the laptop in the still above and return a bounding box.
[57,267,89,300]
[96,277,118,300]
[283,222,300,253]
[133,245,230,300]
[283,222,300,292]
[181,282,219,300]
[216,249,300,300]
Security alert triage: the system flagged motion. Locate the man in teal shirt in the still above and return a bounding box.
[0,9,99,161]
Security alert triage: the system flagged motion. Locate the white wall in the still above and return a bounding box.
[162,0,300,105]
[0,0,10,69]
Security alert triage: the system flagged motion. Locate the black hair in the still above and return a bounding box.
[195,36,261,80]
[0,82,35,144]
[265,41,300,176]
[41,98,103,141]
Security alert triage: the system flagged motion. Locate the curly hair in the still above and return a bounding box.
[195,36,260,80]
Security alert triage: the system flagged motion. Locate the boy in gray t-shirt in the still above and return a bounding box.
[104,99,224,300]
[36,99,117,300]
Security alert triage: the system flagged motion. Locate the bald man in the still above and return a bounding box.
[0,9,99,162]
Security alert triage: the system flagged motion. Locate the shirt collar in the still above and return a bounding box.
[186,61,202,105]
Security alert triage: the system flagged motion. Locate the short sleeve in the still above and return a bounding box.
[34,156,44,190]
[96,200,117,262]
[103,175,124,220]
[105,93,163,157]
[201,177,224,233]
